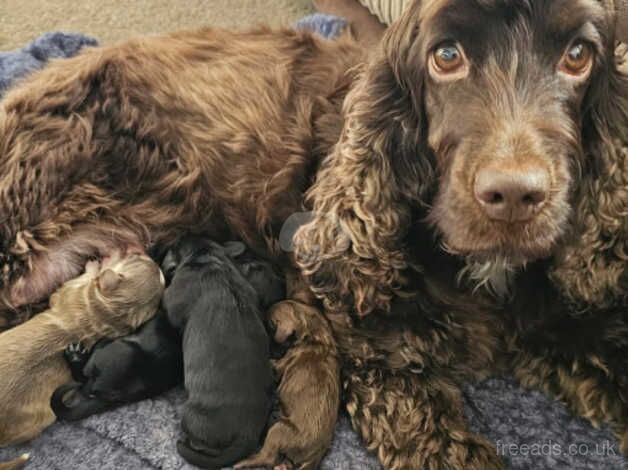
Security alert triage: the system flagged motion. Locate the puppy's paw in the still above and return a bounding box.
[65,342,89,362]
[0,452,29,470]
[235,455,275,469]
[64,342,90,380]
[236,450,290,469]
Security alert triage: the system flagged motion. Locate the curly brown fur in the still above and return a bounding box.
[0,1,626,468]
[0,254,163,446]
[0,27,363,327]
[293,0,628,467]
[295,0,627,316]
[236,300,340,470]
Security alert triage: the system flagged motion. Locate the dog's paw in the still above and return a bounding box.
[395,433,505,470]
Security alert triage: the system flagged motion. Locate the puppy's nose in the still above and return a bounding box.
[474,166,549,222]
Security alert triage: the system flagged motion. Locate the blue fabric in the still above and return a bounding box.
[295,13,349,39]
[0,32,97,96]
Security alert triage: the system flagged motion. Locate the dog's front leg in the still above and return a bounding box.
[343,367,505,470]
[333,307,505,470]
[509,305,628,453]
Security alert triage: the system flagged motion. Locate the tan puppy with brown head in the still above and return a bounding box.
[237,300,340,470]
[0,253,164,446]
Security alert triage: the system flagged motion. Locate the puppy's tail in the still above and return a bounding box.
[0,453,29,470]
[51,383,112,421]
[177,438,255,469]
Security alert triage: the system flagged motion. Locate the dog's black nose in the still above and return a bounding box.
[474,166,549,222]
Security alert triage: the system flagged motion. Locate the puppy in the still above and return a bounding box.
[0,253,164,446]
[236,300,340,470]
[162,237,285,469]
[51,307,183,420]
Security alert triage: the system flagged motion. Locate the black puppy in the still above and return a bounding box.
[51,307,183,420]
[162,237,284,469]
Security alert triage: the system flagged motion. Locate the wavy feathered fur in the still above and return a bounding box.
[0,27,363,326]
[295,1,430,316]
[296,0,628,317]
[550,45,628,308]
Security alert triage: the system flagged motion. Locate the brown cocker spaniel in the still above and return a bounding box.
[0,1,626,469]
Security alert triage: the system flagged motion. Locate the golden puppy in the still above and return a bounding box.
[0,253,164,446]
[237,300,339,470]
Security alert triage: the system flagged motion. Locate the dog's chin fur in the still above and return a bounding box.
[442,232,553,299]
[456,255,522,300]
[439,229,551,299]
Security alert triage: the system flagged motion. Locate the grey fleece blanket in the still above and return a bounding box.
[0,24,626,470]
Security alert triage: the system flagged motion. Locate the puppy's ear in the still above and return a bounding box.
[550,26,628,306]
[97,269,123,294]
[293,1,432,317]
[222,241,246,258]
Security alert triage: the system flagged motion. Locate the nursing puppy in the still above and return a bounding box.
[51,307,183,420]
[0,253,163,446]
[162,237,285,469]
[236,300,340,470]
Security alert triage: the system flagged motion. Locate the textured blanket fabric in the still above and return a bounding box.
[0,23,626,470]
[0,32,97,95]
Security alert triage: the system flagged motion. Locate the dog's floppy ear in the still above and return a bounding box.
[97,269,123,294]
[222,241,247,258]
[606,0,628,43]
[294,1,433,317]
[550,20,628,307]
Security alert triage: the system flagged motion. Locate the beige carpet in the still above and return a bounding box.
[0,0,314,50]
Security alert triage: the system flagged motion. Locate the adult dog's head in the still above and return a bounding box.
[295,0,628,315]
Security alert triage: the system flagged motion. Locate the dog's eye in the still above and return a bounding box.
[559,41,593,77]
[430,42,468,79]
